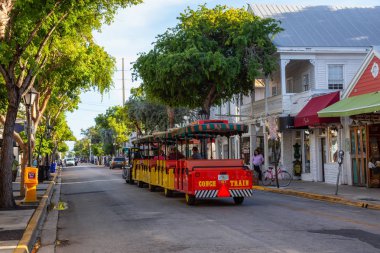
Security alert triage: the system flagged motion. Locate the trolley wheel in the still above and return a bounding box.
[137,181,144,188]
[164,188,173,197]
[233,197,244,205]
[185,194,196,206]
[148,184,155,192]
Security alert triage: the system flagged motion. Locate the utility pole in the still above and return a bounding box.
[122,57,125,105]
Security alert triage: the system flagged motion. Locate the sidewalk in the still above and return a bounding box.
[0,172,58,253]
[253,180,380,210]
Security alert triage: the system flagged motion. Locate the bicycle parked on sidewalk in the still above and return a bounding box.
[261,165,292,187]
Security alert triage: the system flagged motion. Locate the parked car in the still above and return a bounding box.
[66,158,76,166]
[109,157,126,169]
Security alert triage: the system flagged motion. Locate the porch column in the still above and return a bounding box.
[309,59,316,90]
[264,75,270,169]
[281,59,290,95]
[263,130,269,169]
[342,117,351,185]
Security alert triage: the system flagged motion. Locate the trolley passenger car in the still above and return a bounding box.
[127,120,253,205]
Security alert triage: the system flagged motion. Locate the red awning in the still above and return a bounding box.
[294,91,340,128]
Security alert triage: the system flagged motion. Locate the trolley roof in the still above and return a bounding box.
[159,120,248,140]
[131,135,156,144]
[134,121,248,143]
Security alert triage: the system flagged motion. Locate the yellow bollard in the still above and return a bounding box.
[24,167,38,202]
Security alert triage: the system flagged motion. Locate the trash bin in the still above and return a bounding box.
[38,165,50,183]
[50,162,56,173]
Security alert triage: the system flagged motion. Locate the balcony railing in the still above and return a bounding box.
[244,89,337,119]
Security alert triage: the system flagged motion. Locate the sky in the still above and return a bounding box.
[65,0,379,148]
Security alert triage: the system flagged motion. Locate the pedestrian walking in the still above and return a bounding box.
[251,149,264,180]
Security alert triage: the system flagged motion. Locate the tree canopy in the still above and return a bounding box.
[133,5,282,116]
[0,0,142,208]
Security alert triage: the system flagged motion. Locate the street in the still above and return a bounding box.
[55,164,380,253]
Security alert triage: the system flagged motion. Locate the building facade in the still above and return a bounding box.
[213,5,380,186]
[319,47,380,188]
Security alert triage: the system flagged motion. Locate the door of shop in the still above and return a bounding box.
[350,126,368,186]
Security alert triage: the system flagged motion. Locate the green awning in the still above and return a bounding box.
[318,92,380,117]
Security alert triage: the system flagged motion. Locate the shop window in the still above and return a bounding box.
[295,131,302,160]
[328,64,344,90]
[241,137,250,165]
[328,127,339,163]
[268,139,281,164]
[272,86,278,96]
[303,130,311,173]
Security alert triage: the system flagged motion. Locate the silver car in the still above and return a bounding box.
[66,158,76,166]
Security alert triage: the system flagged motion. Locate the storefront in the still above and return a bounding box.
[293,91,341,182]
[319,48,380,187]
[347,121,380,187]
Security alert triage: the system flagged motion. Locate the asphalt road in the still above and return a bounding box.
[56,164,380,253]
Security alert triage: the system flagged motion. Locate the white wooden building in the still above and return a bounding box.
[212,4,380,185]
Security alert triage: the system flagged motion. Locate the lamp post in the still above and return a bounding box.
[23,87,38,167]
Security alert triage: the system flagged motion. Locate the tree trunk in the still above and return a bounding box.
[167,107,175,128]
[202,83,217,120]
[0,86,21,208]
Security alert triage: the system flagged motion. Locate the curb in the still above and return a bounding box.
[253,185,380,211]
[14,171,60,253]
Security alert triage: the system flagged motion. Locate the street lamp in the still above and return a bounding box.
[23,87,38,167]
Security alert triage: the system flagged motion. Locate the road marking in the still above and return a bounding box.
[59,179,123,185]
[54,201,68,210]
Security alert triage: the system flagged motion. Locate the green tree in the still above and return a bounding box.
[95,106,131,155]
[0,0,142,208]
[74,138,90,160]
[125,98,190,134]
[133,5,282,117]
